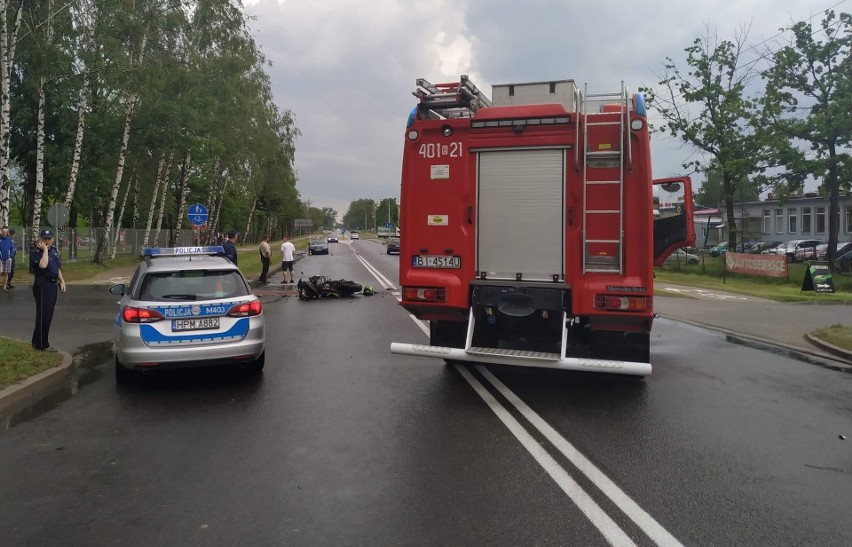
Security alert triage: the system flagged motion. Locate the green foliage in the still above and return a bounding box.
[644,26,763,248]
[759,10,852,267]
[2,0,301,248]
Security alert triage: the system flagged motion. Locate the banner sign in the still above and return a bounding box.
[294,218,313,229]
[725,252,788,278]
[801,261,835,293]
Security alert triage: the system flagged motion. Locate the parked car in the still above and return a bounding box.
[775,239,822,262]
[308,240,329,255]
[748,241,782,254]
[664,248,699,265]
[386,236,400,255]
[708,242,728,257]
[816,241,852,261]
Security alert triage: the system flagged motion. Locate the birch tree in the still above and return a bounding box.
[0,0,22,226]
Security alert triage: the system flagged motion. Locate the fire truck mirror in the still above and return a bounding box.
[660,182,681,193]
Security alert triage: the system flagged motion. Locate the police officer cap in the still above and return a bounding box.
[39,229,54,238]
[227,230,238,238]
[8,229,14,234]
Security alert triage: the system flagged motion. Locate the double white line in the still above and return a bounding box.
[352,247,680,545]
[350,244,396,290]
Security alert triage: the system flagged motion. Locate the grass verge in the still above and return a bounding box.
[656,258,852,303]
[0,337,63,389]
[810,325,852,351]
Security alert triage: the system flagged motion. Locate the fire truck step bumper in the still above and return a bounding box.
[389,343,652,376]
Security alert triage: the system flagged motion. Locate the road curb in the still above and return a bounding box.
[657,314,852,373]
[805,333,852,362]
[0,348,74,421]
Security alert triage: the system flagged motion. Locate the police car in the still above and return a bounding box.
[109,247,265,383]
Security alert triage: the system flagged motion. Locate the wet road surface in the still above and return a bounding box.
[1,239,850,545]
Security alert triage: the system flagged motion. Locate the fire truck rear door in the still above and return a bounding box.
[476,149,565,281]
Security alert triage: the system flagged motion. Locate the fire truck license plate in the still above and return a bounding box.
[412,255,461,269]
[172,318,220,331]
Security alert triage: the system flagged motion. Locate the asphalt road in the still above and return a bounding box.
[1,238,850,545]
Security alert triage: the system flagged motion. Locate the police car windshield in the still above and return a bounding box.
[138,270,249,302]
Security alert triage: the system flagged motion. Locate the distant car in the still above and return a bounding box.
[708,242,728,257]
[816,241,852,261]
[748,241,782,254]
[109,247,265,384]
[664,248,699,265]
[350,231,360,240]
[777,239,822,263]
[326,234,338,243]
[386,236,400,255]
[308,240,329,255]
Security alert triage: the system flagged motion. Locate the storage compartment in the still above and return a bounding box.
[491,80,579,111]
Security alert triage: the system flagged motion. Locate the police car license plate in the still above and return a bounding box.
[413,255,461,269]
[172,317,220,331]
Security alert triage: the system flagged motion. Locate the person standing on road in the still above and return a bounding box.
[0,225,13,291]
[223,230,238,265]
[258,233,271,283]
[280,235,295,284]
[31,229,66,352]
[7,228,16,288]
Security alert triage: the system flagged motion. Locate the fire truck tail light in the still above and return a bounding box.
[122,306,165,323]
[593,294,648,311]
[227,300,262,317]
[403,287,447,302]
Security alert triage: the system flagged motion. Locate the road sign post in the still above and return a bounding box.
[187,203,209,247]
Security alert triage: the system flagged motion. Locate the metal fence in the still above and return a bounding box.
[14,227,202,262]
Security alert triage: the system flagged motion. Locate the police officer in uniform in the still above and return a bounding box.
[31,229,66,352]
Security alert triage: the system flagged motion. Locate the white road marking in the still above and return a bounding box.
[476,366,683,546]
[397,304,681,545]
[350,246,396,290]
[455,366,637,546]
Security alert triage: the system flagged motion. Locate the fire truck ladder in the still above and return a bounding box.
[581,82,630,274]
[413,75,492,119]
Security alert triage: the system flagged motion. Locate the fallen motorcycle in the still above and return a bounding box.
[297,273,362,300]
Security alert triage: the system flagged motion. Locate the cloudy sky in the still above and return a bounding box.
[244,0,847,220]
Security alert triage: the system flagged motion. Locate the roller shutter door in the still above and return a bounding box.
[477,149,564,281]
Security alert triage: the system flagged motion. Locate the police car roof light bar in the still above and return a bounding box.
[142,246,225,258]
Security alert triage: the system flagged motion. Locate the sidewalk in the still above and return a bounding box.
[655,283,852,369]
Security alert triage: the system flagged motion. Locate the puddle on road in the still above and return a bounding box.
[1,341,113,431]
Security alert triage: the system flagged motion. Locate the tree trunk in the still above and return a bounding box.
[168,151,191,247]
[110,172,134,261]
[63,71,90,211]
[30,76,47,241]
[0,1,22,227]
[722,174,737,249]
[94,96,137,264]
[142,151,173,249]
[151,151,174,247]
[826,144,840,270]
[244,197,257,242]
[210,178,228,241]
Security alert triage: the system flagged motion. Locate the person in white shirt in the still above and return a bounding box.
[280,235,296,283]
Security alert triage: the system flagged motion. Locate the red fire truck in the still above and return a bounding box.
[391,76,694,376]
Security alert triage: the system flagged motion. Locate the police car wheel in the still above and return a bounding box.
[115,358,134,385]
[245,351,265,374]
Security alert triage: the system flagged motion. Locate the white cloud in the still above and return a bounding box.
[245,0,844,219]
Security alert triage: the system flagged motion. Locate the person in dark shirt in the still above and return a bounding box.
[7,228,16,288]
[223,230,238,265]
[30,229,66,352]
[0,225,12,290]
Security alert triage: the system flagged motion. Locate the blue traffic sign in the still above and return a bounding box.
[386,222,393,228]
[187,203,209,226]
